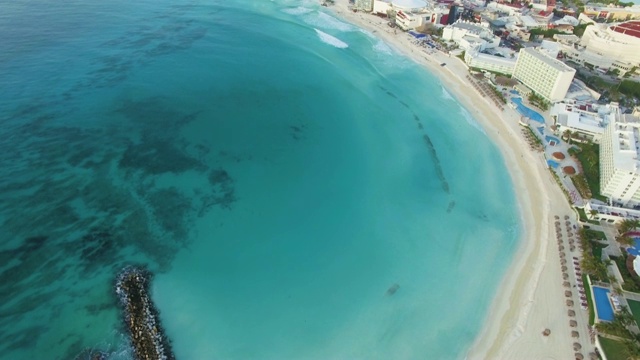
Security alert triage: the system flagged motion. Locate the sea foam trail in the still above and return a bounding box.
[315,29,348,48]
[441,86,486,134]
[305,12,355,31]
[281,6,313,15]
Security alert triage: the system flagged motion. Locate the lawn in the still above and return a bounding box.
[583,274,595,325]
[577,207,600,225]
[628,299,640,329]
[599,337,629,360]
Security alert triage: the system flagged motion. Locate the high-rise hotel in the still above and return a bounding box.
[513,48,576,103]
[600,105,640,207]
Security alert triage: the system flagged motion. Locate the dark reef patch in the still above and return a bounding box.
[422,134,450,193]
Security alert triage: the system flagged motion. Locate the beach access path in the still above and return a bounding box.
[330,2,592,358]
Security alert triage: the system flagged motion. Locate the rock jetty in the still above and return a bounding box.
[115,266,175,360]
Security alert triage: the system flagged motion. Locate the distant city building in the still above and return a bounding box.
[578,21,640,69]
[442,21,500,51]
[599,105,640,207]
[513,47,576,102]
[582,5,640,22]
[464,49,517,75]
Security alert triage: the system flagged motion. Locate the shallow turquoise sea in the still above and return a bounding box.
[0,0,519,359]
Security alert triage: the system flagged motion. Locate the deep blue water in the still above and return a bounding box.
[0,1,520,359]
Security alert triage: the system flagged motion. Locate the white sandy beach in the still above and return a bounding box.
[329,2,594,358]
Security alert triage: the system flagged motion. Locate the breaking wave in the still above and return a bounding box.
[315,29,348,48]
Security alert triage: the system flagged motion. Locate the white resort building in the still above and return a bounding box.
[464,49,517,75]
[560,21,640,75]
[442,21,500,51]
[599,105,640,208]
[551,102,614,143]
[513,47,576,102]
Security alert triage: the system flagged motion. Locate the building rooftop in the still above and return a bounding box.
[611,112,640,172]
[610,21,640,39]
[520,47,575,72]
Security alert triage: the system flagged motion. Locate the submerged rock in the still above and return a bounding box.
[386,283,400,296]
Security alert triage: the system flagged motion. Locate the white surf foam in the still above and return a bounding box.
[373,40,393,55]
[305,12,355,32]
[459,106,487,135]
[315,29,348,48]
[441,86,454,101]
[281,6,313,15]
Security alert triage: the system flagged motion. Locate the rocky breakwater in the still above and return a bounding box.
[115,266,175,360]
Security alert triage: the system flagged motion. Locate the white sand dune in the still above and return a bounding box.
[329,2,593,358]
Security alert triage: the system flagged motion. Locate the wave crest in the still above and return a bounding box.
[315,29,348,48]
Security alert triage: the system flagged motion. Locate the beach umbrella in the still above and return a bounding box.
[560,253,566,258]
[568,309,575,316]
[555,215,560,220]
[565,215,570,220]
[575,353,584,360]
[572,331,579,338]
[561,259,567,265]
[564,281,571,287]
[542,328,551,336]
[566,221,571,225]
[589,352,598,360]
[562,266,568,271]
[570,320,577,327]
[559,245,565,251]
[555,221,561,226]
[563,273,569,280]
[574,342,582,350]
[565,290,572,297]
[566,299,574,306]
[570,246,576,252]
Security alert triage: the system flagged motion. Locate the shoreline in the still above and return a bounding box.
[328,2,585,358]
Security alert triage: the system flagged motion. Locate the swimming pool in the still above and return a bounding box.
[545,135,560,145]
[511,97,545,124]
[547,160,559,168]
[593,286,615,322]
[627,238,640,256]
[510,90,519,95]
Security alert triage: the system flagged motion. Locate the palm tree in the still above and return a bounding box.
[617,234,636,247]
[563,129,573,143]
[619,219,640,235]
[589,209,599,219]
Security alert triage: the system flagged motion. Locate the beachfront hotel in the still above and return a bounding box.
[513,47,576,103]
[464,48,517,75]
[599,105,640,208]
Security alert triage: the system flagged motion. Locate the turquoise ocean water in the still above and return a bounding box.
[0,0,520,358]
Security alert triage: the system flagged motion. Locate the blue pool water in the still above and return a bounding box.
[627,238,640,256]
[537,126,544,135]
[510,90,519,95]
[545,135,560,145]
[593,287,615,322]
[512,97,545,124]
[547,160,559,168]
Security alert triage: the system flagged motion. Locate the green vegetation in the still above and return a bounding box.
[585,229,607,241]
[456,51,465,62]
[611,251,640,293]
[627,299,640,329]
[489,85,507,104]
[571,174,592,199]
[569,143,608,202]
[577,207,600,224]
[583,274,595,325]
[529,28,563,39]
[573,23,592,37]
[619,80,640,99]
[600,337,631,360]
[578,227,609,282]
[527,92,549,111]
